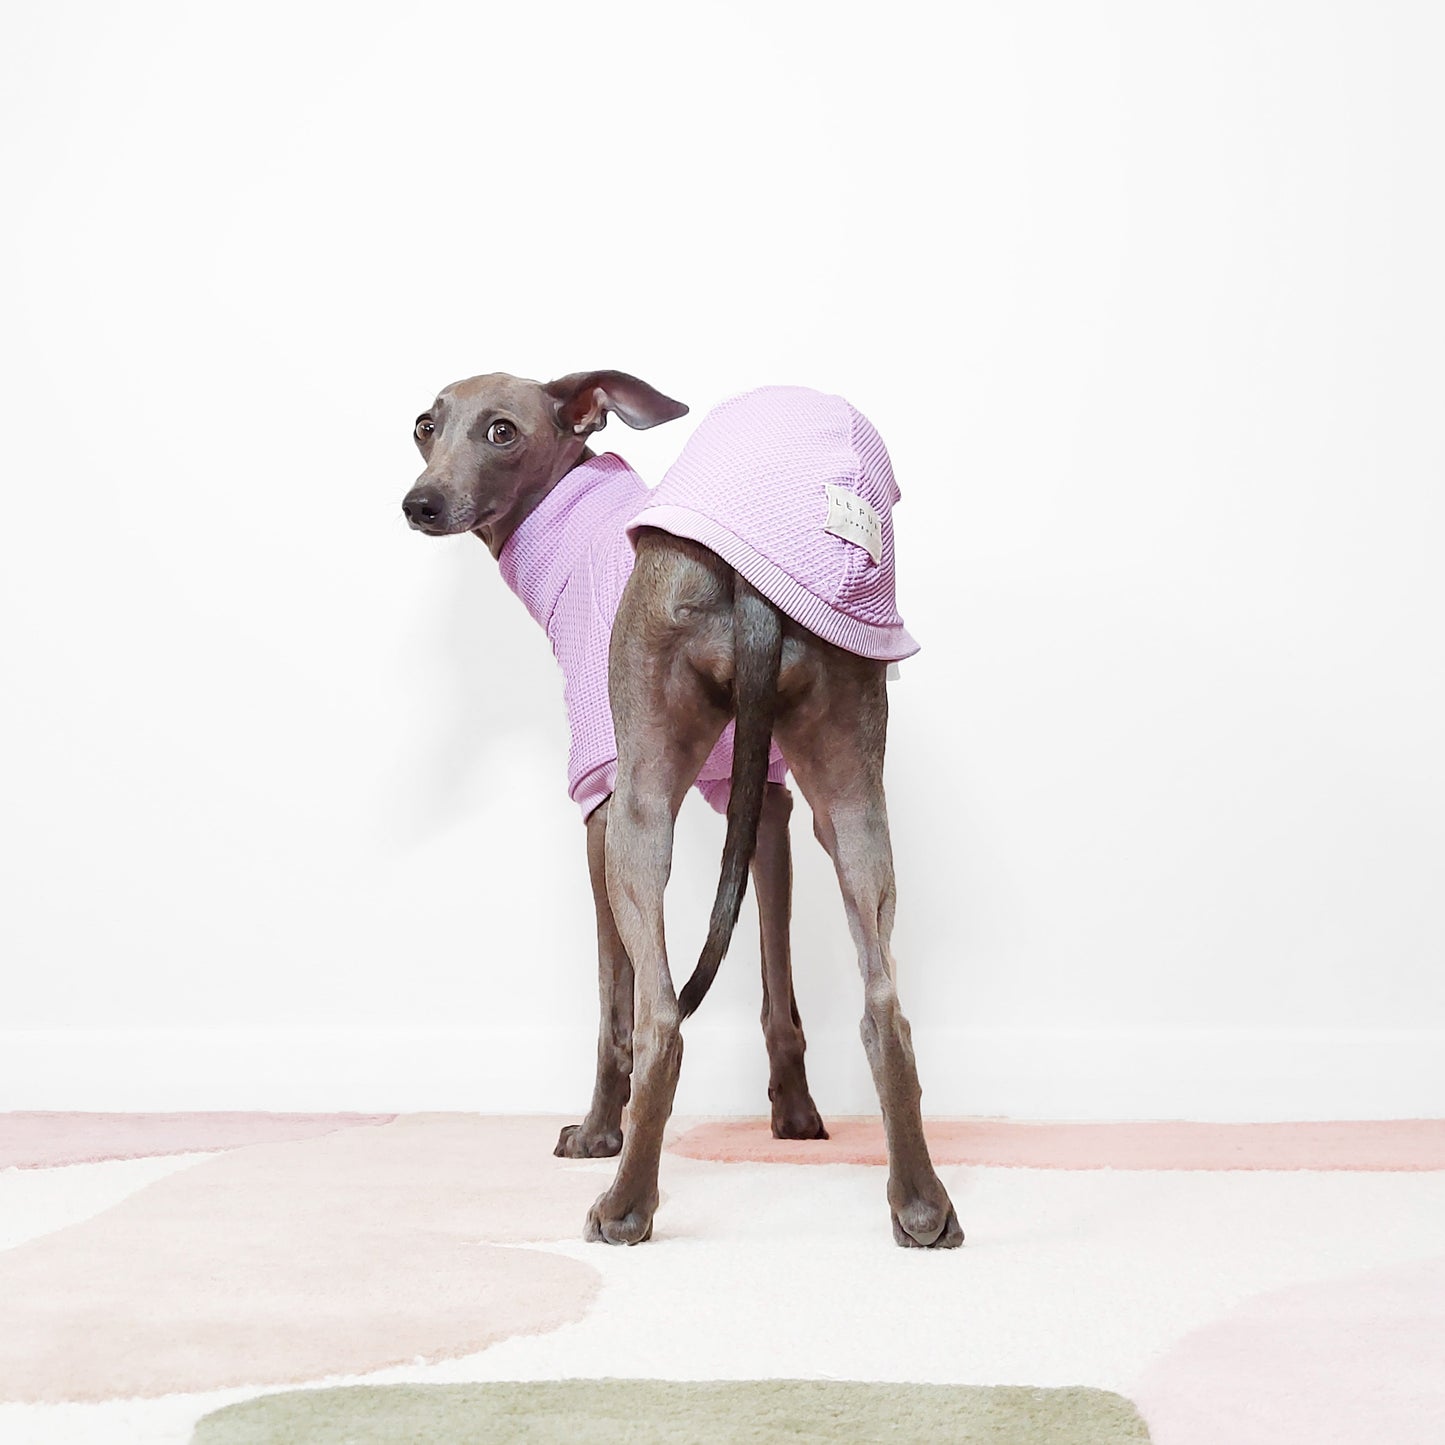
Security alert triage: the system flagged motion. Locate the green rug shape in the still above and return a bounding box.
[191,1379,1152,1443]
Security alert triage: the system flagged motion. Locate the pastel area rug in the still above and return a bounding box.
[0,1113,1442,1444]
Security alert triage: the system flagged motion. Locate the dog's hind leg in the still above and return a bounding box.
[586,534,733,1245]
[775,641,963,1248]
[556,799,633,1159]
[753,782,828,1139]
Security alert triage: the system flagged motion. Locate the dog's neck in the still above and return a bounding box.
[472,443,599,557]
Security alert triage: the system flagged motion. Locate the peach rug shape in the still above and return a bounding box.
[0,1111,396,1169]
[1134,1254,1445,1444]
[670,1117,1445,1171]
[0,1115,603,1403]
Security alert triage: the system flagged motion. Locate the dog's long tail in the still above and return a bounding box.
[677,574,783,1019]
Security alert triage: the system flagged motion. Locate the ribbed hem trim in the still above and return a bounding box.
[572,763,617,821]
[626,505,920,662]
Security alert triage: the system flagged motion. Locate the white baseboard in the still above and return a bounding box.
[1,1026,1441,1121]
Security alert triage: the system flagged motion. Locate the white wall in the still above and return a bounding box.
[3,1,1441,1119]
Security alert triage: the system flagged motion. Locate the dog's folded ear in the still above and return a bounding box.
[545,371,689,436]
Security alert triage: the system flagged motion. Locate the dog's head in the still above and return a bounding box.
[402,370,688,555]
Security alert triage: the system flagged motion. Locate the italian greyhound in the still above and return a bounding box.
[402,371,961,1249]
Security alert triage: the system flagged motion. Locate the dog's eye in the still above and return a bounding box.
[415,417,435,441]
[487,420,517,446]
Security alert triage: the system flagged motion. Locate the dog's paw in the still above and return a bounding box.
[554,1123,623,1159]
[771,1100,829,1141]
[890,1196,965,1250]
[584,1191,656,1246]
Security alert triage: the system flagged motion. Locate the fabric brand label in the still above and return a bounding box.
[823,483,883,564]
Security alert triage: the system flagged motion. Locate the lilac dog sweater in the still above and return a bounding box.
[498,386,917,820]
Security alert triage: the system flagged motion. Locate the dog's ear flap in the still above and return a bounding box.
[544,371,689,436]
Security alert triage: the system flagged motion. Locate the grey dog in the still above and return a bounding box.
[402,370,961,1249]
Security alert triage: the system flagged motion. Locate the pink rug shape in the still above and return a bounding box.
[670,1118,1445,1171]
[0,1115,602,1403]
[1134,1254,1445,1444]
[0,1111,396,1169]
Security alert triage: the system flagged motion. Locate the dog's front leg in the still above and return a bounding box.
[556,799,633,1159]
[753,782,828,1140]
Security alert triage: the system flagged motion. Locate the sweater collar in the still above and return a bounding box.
[497,452,645,631]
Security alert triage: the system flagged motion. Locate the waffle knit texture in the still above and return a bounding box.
[498,387,916,820]
[632,386,919,662]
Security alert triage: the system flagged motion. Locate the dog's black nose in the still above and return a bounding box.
[403,486,446,528]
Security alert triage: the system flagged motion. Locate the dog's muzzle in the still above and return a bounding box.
[402,485,451,533]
